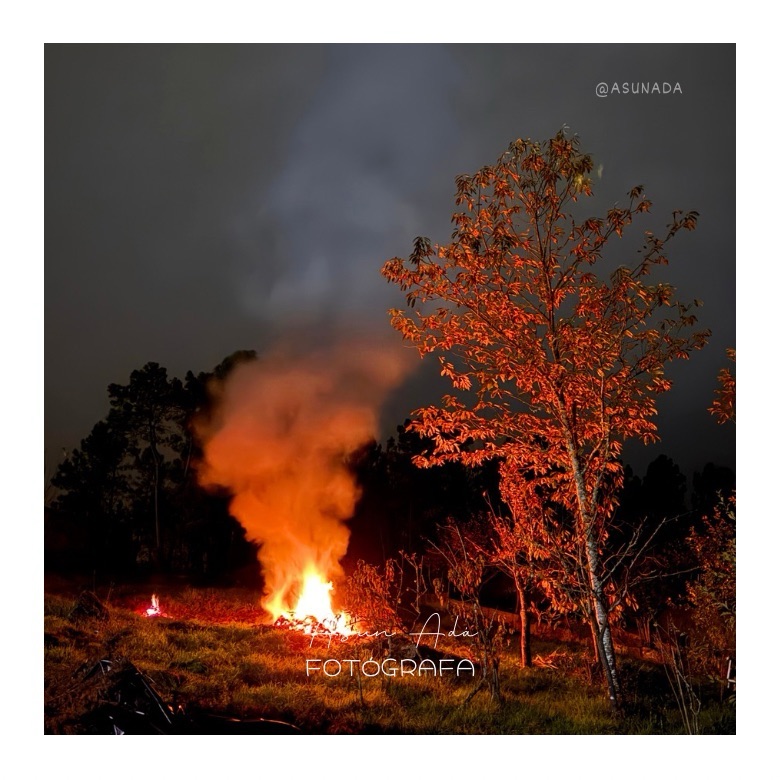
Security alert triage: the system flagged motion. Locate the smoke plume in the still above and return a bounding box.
[195,340,409,616]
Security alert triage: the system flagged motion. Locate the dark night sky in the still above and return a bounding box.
[45,44,735,479]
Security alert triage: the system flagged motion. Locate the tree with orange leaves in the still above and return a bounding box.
[381,130,709,711]
[710,348,736,424]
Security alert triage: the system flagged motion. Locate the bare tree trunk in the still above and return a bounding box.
[566,436,621,713]
[517,582,532,667]
[585,535,621,711]
[153,460,160,564]
[150,424,161,569]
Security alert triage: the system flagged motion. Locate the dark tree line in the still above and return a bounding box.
[346,422,503,565]
[46,354,261,584]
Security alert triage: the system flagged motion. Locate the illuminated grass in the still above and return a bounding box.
[43,592,735,734]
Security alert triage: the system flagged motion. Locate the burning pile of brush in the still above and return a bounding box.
[273,614,348,634]
[270,568,354,636]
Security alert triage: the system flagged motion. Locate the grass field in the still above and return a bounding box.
[43,588,735,734]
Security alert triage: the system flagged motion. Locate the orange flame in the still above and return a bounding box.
[272,565,353,634]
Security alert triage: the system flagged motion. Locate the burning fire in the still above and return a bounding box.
[145,594,163,618]
[195,342,410,640]
[272,566,353,635]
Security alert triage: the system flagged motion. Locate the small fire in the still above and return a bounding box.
[145,594,163,618]
[273,566,353,635]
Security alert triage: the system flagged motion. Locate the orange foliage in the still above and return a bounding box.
[381,130,709,537]
[709,348,736,425]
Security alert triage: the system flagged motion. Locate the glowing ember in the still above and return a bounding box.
[273,567,353,635]
[145,594,163,617]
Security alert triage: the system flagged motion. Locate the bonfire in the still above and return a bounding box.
[272,568,353,635]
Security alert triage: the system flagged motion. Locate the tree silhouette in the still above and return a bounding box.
[640,455,689,547]
[381,130,709,710]
[107,362,187,567]
[49,356,262,582]
[348,423,501,564]
[692,462,735,523]
[51,419,135,573]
